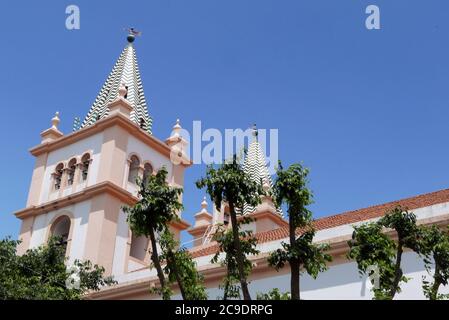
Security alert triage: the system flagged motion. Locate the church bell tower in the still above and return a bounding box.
[14,33,191,277]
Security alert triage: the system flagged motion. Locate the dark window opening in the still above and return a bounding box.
[143,163,153,184]
[67,159,77,186]
[224,213,230,225]
[128,156,140,184]
[51,216,71,253]
[81,154,90,181]
[54,163,64,190]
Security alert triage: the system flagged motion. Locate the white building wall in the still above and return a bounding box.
[169,252,448,300]
[112,209,130,276]
[28,199,92,265]
[67,200,91,265]
[115,200,449,299]
[29,214,48,249]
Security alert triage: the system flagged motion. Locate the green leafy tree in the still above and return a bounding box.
[123,167,183,300]
[0,237,115,300]
[347,222,397,299]
[268,227,331,300]
[269,162,331,300]
[211,218,259,300]
[348,206,421,299]
[159,228,208,300]
[419,225,449,300]
[256,288,291,300]
[380,206,421,297]
[196,156,262,300]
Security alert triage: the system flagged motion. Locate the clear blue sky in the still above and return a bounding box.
[1,1,449,245]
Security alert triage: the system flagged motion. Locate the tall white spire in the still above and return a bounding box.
[80,35,153,133]
[242,124,282,216]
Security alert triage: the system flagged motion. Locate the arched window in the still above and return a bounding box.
[81,154,91,182]
[129,233,149,261]
[67,158,77,186]
[50,215,71,250]
[223,206,230,225]
[128,155,140,183]
[223,213,230,225]
[143,163,153,184]
[54,163,64,190]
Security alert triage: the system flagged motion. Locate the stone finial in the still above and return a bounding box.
[119,83,128,98]
[201,196,208,213]
[51,112,60,130]
[108,84,133,118]
[189,196,213,246]
[41,111,63,143]
[167,118,182,141]
[172,119,182,137]
[166,118,190,165]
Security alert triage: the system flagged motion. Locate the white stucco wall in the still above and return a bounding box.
[168,252,449,300]
[28,199,92,265]
[114,199,449,299]
[112,209,130,276]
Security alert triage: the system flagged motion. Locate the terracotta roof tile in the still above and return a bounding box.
[189,187,449,258]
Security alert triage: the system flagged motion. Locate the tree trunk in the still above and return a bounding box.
[148,223,169,300]
[223,259,232,300]
[167,250,187,300]
[223,277,229,300]
[430,264,442,300]
[390,242,403,299]
[229,202,252,300]
[289,214,300,300]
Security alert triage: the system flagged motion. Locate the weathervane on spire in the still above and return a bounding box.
[125,27,142,43]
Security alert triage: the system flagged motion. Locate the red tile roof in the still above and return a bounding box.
[189,187,449,258]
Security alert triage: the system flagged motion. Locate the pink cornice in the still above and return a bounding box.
[29,113,192,167]
[14,181,138,219]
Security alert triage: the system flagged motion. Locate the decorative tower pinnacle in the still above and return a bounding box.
[80,33,153,133]
[51,112,60,130]
[201,196,208,213]
[242,123,283,216]
[40,112,63,143]
[118,83,128,98]
[167,118,183,143]
[108,83,133,118]
[172,119,181,137]
[166,118,189,165]
[188,196,213,247]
